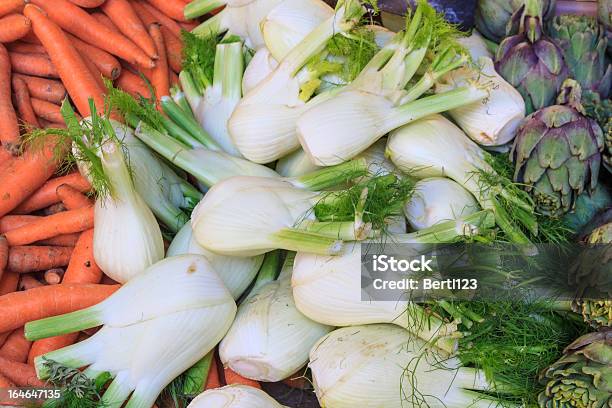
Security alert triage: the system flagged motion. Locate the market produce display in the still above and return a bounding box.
[0,0,609,407]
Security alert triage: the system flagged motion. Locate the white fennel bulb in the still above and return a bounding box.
[261,0,333,61]
[435,57,525,146]
[167,223,264,300]
[187,385,287,408]
[404,177,479,230]
[219,257,332,381]
[309,325,509,408]
[26,255,237,408]
[228,0,366,163]
[355,138,397,178]
[275,148,320,177]
[368,24,394,47]
[93,139,164,283]
[456,30,492,61]
[242,47,278,95]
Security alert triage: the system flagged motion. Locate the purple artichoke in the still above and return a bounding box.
[475,0,556,42]
[511,80,604,216]
[495,0,569,114]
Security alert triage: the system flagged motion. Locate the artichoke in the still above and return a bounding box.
[511,80,604,217]
[549,15,612,99]
[599,0,612,55]
[475,0,556,42]
[495,0,569,114]
[538,329,612,408]
[583,92,612,173]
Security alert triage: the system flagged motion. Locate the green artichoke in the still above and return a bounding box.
[599,0,612,55]
[538,329,612,408]
[475,0,556,42]
[511,80,604,216]
[550,15,611,99]
[495,0,569,114]
[583,92,612,173]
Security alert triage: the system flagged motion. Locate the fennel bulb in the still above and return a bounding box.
[404,177,479,230]
[435,57,525,146]
[219,255,332,382]
[25,255,237,408]
[228,0,366,163]
[310,324,509,408]
[167,223,264,300]
[242,47,278,95]
[291,211,495,354]
[275,148,320,177]
[457,30,493,61]
[386,114,537,244]
[355,138,397,179]
[187,385,287,408]
[93,138,164,283]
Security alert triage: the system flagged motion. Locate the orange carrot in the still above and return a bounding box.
[133,1,181,38]
[30,97,63,123]
[0,372,15,388]
[36,232,80,247]
[18,274,44,290]
[0,14,31,43]
[28,229,102,363]
[145,0,189,22]
[91,12,120,33]
[56,184,93,210]
[205,354,222,389]
[163,27,182,73]
[67,33,121,80]
[13,173,91,214]
[12,75,40,127]
[79,51,106,92]
[0,327,31,363]
[67,0,106,7]
[149,23,169,100]
[4,206,94,246]
[223,367,261,389]
[0,0,24,18]
[0,356,45,386]
[13,73,66,104]
[0,283,119,333]
[115,68,152,98]
[40,120,67,129]
[44,268,64,284]
[9,51,58,78]
[8,246,73,274]
[102,0,157,59]
[0,44,20,153]
[24,4,105,116]
[29,0,155,69]
[7,41,46,54]
[0,236,7,281]
[0,137,65,220]
[0,271,19,295]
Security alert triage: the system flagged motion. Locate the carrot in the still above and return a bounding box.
[28,229,102,363]
[223,367,261,389]
[18,274,44,290]
[4,206,94,246]
[205,353,221,389]
[115,68,152,98]
[163,27,182,73]
[179,20,198,31]
[9,51,58,78]
[44,268,64,284]
[0,356,45,387]
[7,41,46,54]
[8,246,73,274]
[0,372,15,388]
[13,173,91,214]
[13,73,66,104]
[56,184,93,210]
[36,232,80,247]
[41,120,67,129]
[0,271,19,295]
[12,76,40,127]
[0,327,31,363]
[30,98,63,123]
[29,0,155,69]
[148,23,169,100]
[0,0,23,19]
[145,0,189,22]
[23,5,105,117]
[67,33,121,80]
[102,0,157,59]
[79,51,107,92]
[0,236,7,281]
[67,0,106,7]
[0,283,119,333]
[0,14,31,43]
[0,44,20,153]
[133,1,182,38]
[91,12,120,33]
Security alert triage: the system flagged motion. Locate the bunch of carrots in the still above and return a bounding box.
[0,0,285,405]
